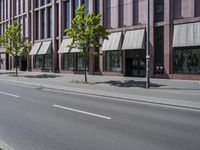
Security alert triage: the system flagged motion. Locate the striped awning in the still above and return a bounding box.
[58,38,80,53]
[37,41,52,55]
[122,29,145,50]
[173,22,200,47]
[101,32,122,51]
[29,43,42,55]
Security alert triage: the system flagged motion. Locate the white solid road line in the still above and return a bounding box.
[53,104,111,120]
[0,91,20,98]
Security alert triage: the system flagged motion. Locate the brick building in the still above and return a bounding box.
[0,0,200,80]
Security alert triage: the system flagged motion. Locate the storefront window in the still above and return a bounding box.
[174,48,200,74]
[0,53,6,69]
[106,51,122,72]
[44,55,52,69]
[63,53,75,70]
[35,55,43,68]
[77,54,86,71]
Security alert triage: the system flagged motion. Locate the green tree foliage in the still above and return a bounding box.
[65,4,109,82]
[0,21,31,76]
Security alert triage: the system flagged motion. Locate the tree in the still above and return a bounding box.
[65,4,109,82]
[0,21,31,76]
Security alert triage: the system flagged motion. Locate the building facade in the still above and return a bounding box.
[0,0,200,80]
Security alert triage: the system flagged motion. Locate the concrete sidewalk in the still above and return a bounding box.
[0,70,200,109]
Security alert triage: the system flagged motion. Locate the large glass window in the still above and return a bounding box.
[154,0,164,22]
[44,55,52,69]
[35,55,52,70]
[174,48,200,74]
[106,51,122,72]
[35,55,43,68]
[63,53,75,70]
[0,53,6,70]
[77,53,88,71]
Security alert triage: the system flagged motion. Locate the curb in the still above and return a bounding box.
[0,78,200,110]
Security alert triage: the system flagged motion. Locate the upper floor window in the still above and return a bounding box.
[195,0,200,17]
[105,0,111,28]
[36,11,40,39]
[73,0,79,18]
[46,0,52,4]
[47,7,52,38]
[36,0,40,7]
[65,0,70,29]
[133,0,139,25]
[95,0,100,15]
[173,0,182,19]
[82,0,89,15]
[41,9,46,39]
[41,0,45,6]
[154,0,164,22]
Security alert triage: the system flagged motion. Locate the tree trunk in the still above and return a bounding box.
[84,56,87,82]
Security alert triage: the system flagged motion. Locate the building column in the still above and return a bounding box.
[52,0,58,72]
[163,0,172,77]
[58,0,64,71]
[99,0,104,74]
[149,0,154,77]
[27,0,31,71]
[30,0,34,70]
[88,0,95,75]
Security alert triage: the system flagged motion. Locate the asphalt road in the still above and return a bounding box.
[0,81,200,150]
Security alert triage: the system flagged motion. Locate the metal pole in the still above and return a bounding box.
[146,0,150,88]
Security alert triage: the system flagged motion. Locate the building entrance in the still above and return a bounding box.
[125,50,146,77]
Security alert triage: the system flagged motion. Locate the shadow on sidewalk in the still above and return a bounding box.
[0,72,15,75]
[24,74,62,79]
[96,80,165,88]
